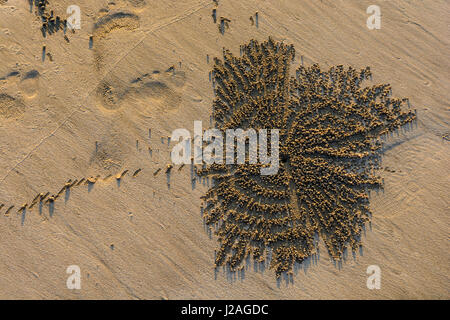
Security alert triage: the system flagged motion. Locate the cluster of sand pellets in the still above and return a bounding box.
[210,1,231,35]
[249,12,259,27]
[29,0,67,38]
[197,38,417,277]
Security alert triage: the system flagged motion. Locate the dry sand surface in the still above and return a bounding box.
[0,0,448,299]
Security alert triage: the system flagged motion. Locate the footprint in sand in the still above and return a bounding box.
[1,68,41,99]
[20,70,40,99]
[129,69,186,111]
[93,3,142,72]
[92,2,187,114]
[0,70,20,84]
[0,67,44,121]
[96,69,186,113]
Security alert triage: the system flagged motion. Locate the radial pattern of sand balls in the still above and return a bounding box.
[197,38,416,277]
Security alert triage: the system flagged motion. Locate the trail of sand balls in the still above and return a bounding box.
[198,38,417,278]
[0,168,144,218]
[0,156,189,222]
[0,127,194,225]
